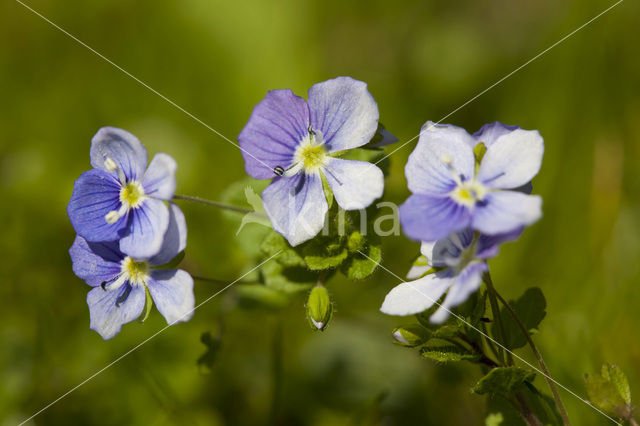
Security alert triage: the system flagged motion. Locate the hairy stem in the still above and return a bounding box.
[483,271,513,366]
[173,194,253,214]
[489,277,572,426]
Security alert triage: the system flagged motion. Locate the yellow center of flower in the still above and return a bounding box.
[451,181,487,208]
[294,141,327,173]
[122,257,149,286]
[120,182,145,208]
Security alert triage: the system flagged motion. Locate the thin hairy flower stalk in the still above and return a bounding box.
[173,194,254,214]
[488,275,572,426]
[480,321,502,363]
[629,417,639,426]
[482,271,513,366]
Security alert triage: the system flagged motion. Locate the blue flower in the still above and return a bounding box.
[68,127,177,258]
[69,203,194,340]
[399,122,543,242]
[238,77,385,246]
[380,227,521,323]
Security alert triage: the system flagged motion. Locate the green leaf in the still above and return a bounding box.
[431,324,461,339]
[585,363,632,419]
[340,233,381,280]
[473,367,535,395]
[302,236,348,270]
[261,261,315,294]
[137,286,154,323]
[420,344,480,363]
[260,231,306,268]
[306,285,333,331]
[197,331,222,374]
[498,287,546,349]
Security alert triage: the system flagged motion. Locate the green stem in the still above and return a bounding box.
[629,417,638,426]
[490,278,572,426]
[483,271,513,366]
[173,194,253,214]
[515,392,544,426]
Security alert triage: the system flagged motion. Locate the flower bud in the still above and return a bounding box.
[306,285,333,331]
[391,325,431,347]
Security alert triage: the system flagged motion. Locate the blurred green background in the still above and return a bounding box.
[1,0,639,424]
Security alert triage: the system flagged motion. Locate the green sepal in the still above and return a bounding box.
[346,231,366,253]
[137,286,153,323]
[420,344,481,363]
[197,331,222,374]
[392,325,431,347]
[154,251,185,270]
[496,287,546,349]
[472,367,535,395]
[306,285,333,331]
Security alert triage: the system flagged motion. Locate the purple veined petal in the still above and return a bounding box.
[380,269,454,316]
[399,194,471,242]
[238,89,310,179]
[67,169,129,242]
[87,284,145,340]
[142,153,176,200]
[90,127,148,181]
[262,173,328,246]
[473,122,520,148]
[405,122,476,196]
[150,203,187,266]
[430,261,487,323]
[307,77,379,152]
[477,128,544,190]
[476,226,523,260]
[119,198,170,259]
[323,158,384,210]
[148,269,195,325]
[472,191,542,235]
[70,236,123,287]
[424,228,475,268]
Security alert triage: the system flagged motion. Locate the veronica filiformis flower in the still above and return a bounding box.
[238,77,385,246]
[399,122,543,242]
[69,204,194,339]
[68,127,179,258]
[381,227,521,323]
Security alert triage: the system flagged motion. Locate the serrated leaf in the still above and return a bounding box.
[585,363,632,419]
[302,236,348,270]
[473,367,535,395]
[608,364,631,406]
[420,344,480,363]
[260,231,306,268]
[498,287,546,349]
[341,234,381,280]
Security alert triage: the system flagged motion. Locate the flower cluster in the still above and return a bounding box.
[67,127,194,339]
[382,122,544,322]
